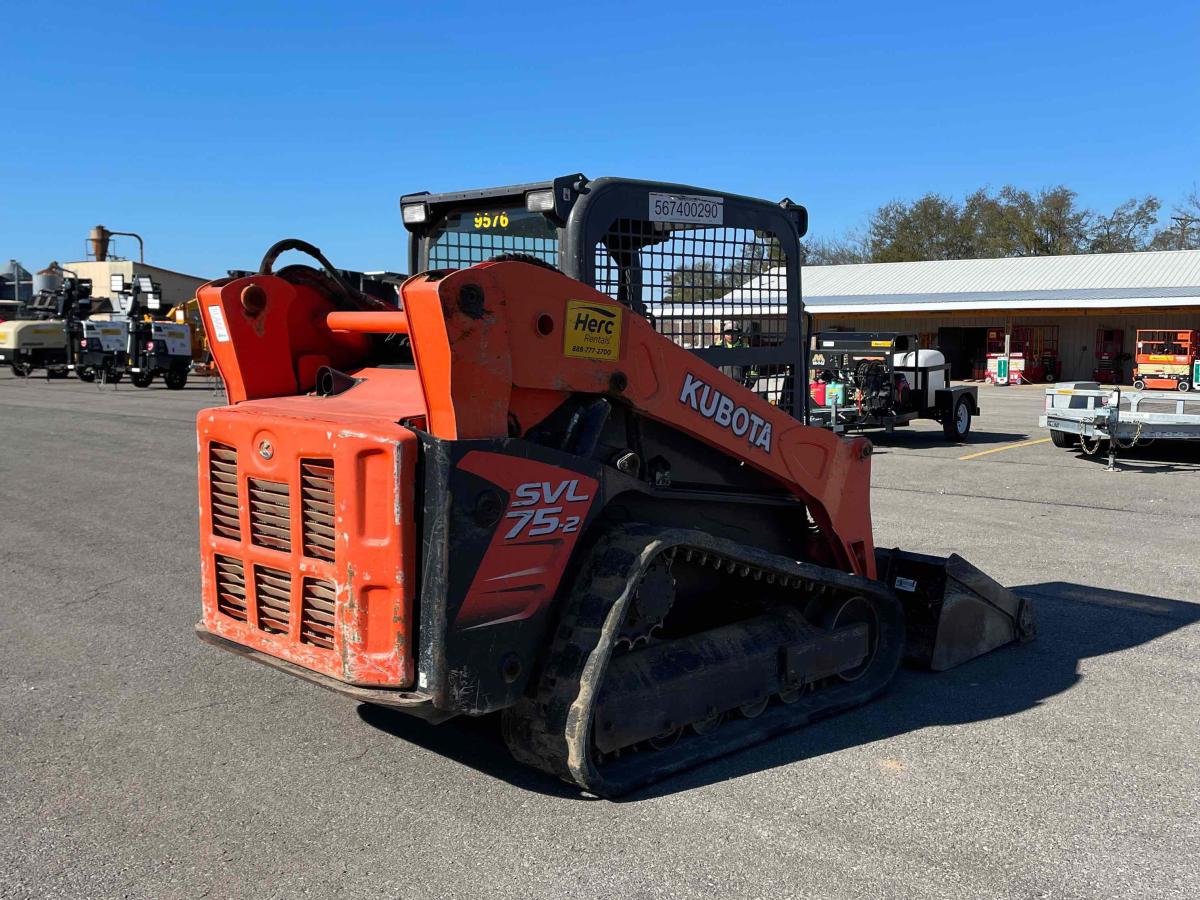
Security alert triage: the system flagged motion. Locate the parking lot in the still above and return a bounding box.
[2,373,1197,899]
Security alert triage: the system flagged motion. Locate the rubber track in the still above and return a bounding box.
[502,523,906,797]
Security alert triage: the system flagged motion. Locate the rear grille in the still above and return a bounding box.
[209,443,240,540]
[299,459,336,561]
[214,554,247,621]
[300,578,337,649]
[248,478,292,552]
[254,565,292,634]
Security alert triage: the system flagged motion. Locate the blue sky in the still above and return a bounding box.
[2,1,1197,277]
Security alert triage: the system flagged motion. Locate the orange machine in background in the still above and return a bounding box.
[1134,330,1197,392]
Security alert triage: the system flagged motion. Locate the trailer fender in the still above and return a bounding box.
[933,385,979,418]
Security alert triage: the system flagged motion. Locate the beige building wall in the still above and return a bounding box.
[63,260,209,314]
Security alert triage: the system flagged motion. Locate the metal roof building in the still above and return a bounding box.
[713,249,1200,383]
[801,249,1200,314]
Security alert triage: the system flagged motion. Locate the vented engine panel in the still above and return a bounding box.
[196,403,419,687]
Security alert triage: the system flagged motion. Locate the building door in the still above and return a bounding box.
[937,326,990,379]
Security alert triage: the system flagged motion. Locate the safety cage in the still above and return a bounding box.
[401,175,810,418]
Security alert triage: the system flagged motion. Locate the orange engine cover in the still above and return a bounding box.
[196,377,422,687]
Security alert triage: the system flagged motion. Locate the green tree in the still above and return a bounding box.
[665,260,726,303]
[664,232,784,300]
[802,232,871,266]
[1088,196,1162,253]
[868,194,976,262]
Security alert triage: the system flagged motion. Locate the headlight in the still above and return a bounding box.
[401,203,428,224]
[525,189,555,212]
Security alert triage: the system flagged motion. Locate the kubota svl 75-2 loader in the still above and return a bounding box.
[193,177,1033,796]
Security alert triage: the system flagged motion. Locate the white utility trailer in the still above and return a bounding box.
[1039,381,1200,470]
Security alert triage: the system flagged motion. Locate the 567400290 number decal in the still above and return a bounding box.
[648,191,724,225]
[505,479,590,539]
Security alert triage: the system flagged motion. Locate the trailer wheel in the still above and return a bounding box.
[942,396,972,442]
[1178,381,1191,393]
[77,367,96,383]
[1133,379,1146,391]
[131,371,154,388]
[1050,429,1078,449]
[11,361,32,377]
[164,370,188,390]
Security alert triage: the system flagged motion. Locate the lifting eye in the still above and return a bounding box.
[240,283,267,316]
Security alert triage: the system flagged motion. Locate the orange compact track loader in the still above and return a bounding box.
[193,178,1034,795]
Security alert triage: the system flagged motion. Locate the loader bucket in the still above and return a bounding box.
[875,549,1035,671]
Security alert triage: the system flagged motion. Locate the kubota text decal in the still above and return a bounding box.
[679,371,773,453]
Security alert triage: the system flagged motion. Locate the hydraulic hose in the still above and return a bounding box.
[256,238,360,312]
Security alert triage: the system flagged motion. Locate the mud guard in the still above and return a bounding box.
[875,548,1035,671]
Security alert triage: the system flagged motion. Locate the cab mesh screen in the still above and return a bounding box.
[593,222,787,350]
[426,208,559,270]
[594,221,793,407]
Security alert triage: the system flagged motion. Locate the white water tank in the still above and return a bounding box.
[894,349,947,407]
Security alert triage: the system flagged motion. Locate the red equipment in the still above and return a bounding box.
[1011,326,1060,383]
[1092,329,1125,385]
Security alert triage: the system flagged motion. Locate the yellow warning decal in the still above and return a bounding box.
[871,340,892,347]
[563,300,622,361]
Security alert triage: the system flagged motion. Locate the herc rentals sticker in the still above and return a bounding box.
[679,372,773,453]
[563,300,622,361]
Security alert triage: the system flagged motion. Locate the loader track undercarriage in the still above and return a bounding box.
[502,523,905,797]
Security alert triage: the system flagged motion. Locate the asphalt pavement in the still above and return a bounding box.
[2,372,1197,899]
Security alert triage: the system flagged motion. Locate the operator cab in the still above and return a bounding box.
[401,175,810,419]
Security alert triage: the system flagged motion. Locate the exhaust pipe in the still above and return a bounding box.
[875,549,1035,671]
[315,366,359,397]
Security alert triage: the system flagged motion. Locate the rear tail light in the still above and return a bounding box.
[79,339,88,348]
[145,341,155,351]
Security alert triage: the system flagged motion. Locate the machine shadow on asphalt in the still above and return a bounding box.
[357,582,1198,802]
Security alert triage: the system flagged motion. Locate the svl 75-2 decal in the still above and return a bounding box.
[505,479,590,539]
